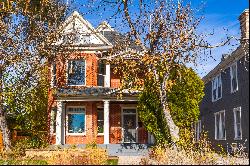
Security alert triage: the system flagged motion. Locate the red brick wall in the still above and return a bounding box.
[52,52,98,87]
[110,68,121,88]
[49,101,148,144]
[110,104,122,143]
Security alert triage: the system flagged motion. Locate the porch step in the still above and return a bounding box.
[99,144,151,156]
[49,144,152,156]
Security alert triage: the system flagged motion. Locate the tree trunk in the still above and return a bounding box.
[0,67,12,151]
[0,115,12,151]
[159,78,180,143]
[162,102,180,143]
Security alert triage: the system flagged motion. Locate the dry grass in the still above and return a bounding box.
[140,146,249,165]
[1,146,109,165]
[25,148,108,165]
[140,131,249,165]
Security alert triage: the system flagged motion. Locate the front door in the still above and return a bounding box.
[122,108,137,143]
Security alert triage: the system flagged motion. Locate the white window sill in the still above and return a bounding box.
[97,133,104,136]
[212,97,222,102]
[66,133,86,136]
[231,89,238,94]
[234,137,242,140]
[215,138,226,141]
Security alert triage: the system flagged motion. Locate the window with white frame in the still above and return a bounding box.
[51,63,57,87]
[67,60,86,85]
[212,74,222,101]
[230,62,238,93]
[214,110,226,140]
[233,107,242,140]
[194,120,202,141]
[97,108,104,134]
[97,62,106,86]
[67,107,85,134]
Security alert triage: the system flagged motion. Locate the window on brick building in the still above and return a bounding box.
[214,110,226,140]
[67,60,86,85]
[233,107,242,140]
[67,107,85,134]
[212,73,222,102]
[97,108,104,134]
[230,62,238,93]
[97,62,106,86]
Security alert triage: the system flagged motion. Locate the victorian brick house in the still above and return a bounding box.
[199,9,249,153]
[47,11,154,146]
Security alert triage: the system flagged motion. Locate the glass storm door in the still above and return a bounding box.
[122,109,137,143]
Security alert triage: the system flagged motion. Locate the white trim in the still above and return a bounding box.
[66,106,86,136]
[56,99,138,102]
[214,110,226,140]
[233,107,242,140]
[230,62,239,93]
[66,59,87,86]
[104,100,110,144]
[56,101,65,145]
[104,64,110,87]
[121,107,138,143]
[55,11,113,48]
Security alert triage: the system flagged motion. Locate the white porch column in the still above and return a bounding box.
[104,100,110,144]
[104,64,110,87]
[56,101,65,145]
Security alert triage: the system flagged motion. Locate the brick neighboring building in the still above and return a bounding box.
[199,9,249,153]
[47,11,153,146]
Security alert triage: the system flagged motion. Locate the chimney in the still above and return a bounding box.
[239,9,249,43]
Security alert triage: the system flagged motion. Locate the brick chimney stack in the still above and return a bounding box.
[239,9,249,43]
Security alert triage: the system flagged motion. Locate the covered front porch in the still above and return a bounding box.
[50,97,155,146]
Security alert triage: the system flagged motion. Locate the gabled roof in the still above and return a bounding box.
[96,21,115,32]
[54,11,113,50]
[202,44,249,84]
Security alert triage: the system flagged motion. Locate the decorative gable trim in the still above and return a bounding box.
[55,11,113,50]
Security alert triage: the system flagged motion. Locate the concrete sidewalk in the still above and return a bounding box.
[118,155,147,165]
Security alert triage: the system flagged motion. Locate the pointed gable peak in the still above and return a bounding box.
[96,21,115,32]
[55,11,113,50]
[72,10,80,17]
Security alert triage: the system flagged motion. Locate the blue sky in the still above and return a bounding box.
[67,0,249,78]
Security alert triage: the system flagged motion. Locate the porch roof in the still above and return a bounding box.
[54,87,140,99]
